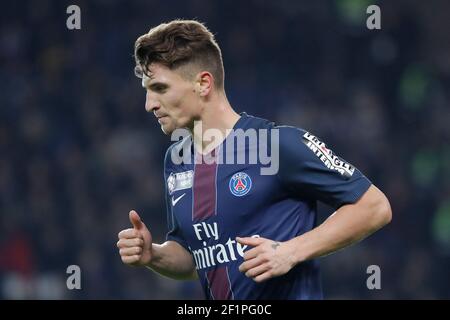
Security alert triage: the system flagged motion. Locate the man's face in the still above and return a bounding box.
[142,63,200,135]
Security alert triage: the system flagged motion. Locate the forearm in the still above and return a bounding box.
[146,241,198,280]
[289,185,392,264]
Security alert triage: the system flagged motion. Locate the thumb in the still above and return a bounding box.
[129,210,144,230]
[236,236,264,247]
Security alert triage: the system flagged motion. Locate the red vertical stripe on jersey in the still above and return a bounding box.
[206,267,232,300]
[193,149,232,300]
[193,150,217,221]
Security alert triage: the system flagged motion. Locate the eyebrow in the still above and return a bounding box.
[144,82,169,91]
[142,79,168,90]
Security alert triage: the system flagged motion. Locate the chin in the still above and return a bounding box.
[161,118,191,136]
[161,125,172,135]
[160,122,177,135]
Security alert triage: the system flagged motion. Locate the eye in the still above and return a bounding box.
[151,84,168,93]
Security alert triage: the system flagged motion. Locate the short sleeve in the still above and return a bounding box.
[278,126,372,208]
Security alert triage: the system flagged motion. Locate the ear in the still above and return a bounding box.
[196,71,214,97]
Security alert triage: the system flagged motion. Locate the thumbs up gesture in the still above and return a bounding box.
[117,210,152,266]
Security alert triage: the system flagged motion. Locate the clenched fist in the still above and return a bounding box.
[117,210,152,266]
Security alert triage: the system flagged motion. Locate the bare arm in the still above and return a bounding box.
[288,184,392,262]
[146,241,198,280]
[117,210,197,281]
[238,184,392,282]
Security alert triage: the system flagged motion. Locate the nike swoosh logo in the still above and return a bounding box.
[171,193,186,206]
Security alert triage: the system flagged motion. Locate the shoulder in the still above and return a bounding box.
[275,125,308,141]
[238,113,276,130]
[274,125,312,159]
[240,113,309,141]
[239,113,310,145]
[239,113,314,160]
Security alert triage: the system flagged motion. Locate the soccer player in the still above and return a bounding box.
[116,20,392,299]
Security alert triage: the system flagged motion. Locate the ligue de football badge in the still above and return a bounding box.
[167,171,194,195]
[229,172,252,197]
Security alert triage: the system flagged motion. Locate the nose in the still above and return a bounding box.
[145,90,160,113]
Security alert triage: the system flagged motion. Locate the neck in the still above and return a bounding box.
[191,92,240,155]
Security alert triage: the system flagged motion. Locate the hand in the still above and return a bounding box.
[117,210,152,266]
[236,236,296,283]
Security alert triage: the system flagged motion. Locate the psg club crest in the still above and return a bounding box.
[229,172,252,197]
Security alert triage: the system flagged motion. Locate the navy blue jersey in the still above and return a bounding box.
[164,113,371,300]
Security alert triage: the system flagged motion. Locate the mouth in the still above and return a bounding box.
[154,111,167,118]
[156,115,168,123]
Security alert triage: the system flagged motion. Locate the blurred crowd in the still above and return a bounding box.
[0,0,449,299]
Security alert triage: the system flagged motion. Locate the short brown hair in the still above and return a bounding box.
[134,20,224,89]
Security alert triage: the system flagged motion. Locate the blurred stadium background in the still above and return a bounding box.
[1,0,449,299]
